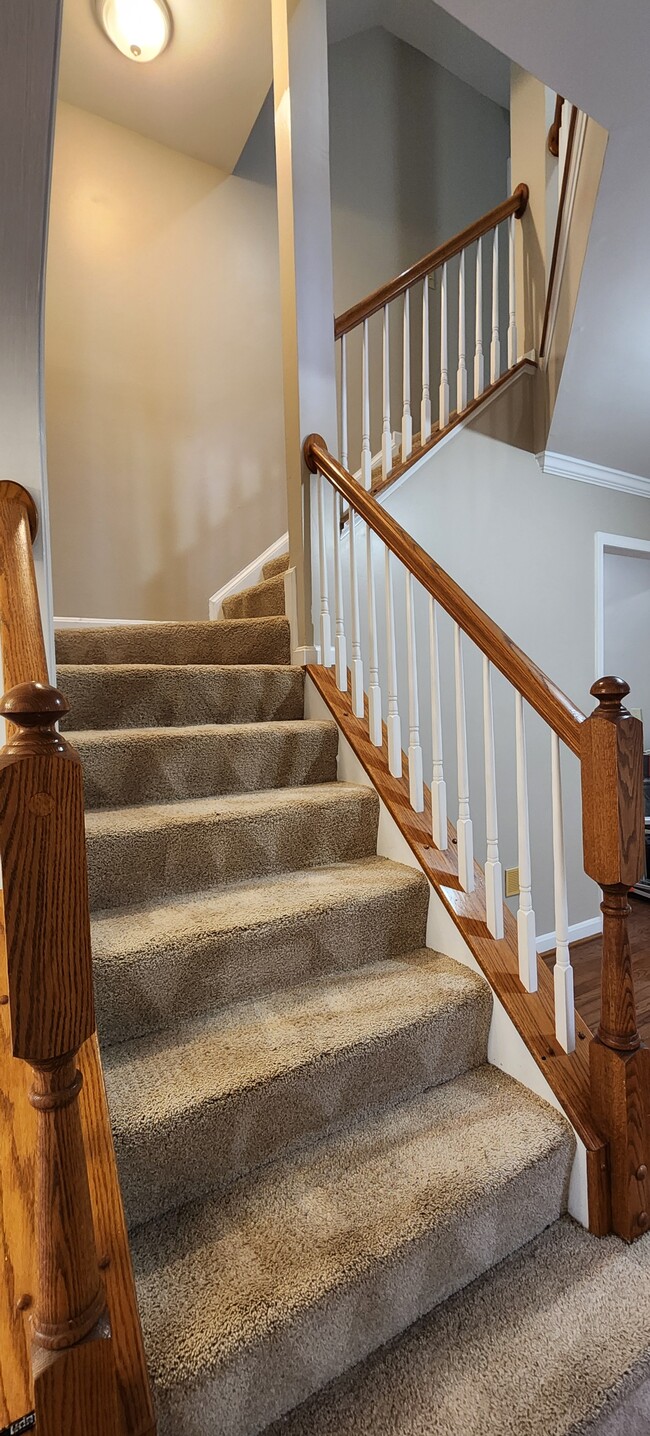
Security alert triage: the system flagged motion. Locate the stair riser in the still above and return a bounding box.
[114,996,492,1230]
[94,881,430,1046]
[86,793,379,911]
[262,555,290,581]
[55,617,290,666]
[148,1141,572,1436]
[76,726,339,809]
[223,575,285,621]
[59,667,305,731]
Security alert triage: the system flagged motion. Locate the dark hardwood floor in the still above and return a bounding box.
[542,894,650,1043]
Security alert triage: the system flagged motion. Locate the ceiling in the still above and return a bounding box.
[427,0,650,479]
[58,0,510,174]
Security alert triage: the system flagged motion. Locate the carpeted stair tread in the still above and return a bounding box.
[91,856,430,1045]
[85,782,379,911]
[262,554,290,581]
[71,720,339,808]
[265,1216,650,1436]
[105,950,492,1229]
[55,615,290,666]
[132,1065,573,1436]
[58,663,304,731]
[222,573,286,621]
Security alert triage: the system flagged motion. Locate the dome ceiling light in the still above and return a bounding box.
[95,0,173,63]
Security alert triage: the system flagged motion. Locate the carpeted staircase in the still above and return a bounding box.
[55,550,575,1436]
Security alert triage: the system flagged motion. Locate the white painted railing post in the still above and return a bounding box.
[507,213,517,368]
[457,250,467,415]
[366,526,382,746]
[332,489,346,690]
[361,317,372,489]
[421,278,431,444]
[551,732,575,1052]
[429,597,447,850]
[454,623,474,892]
[483,657,503,938]
[490,226,500,384]
[381,303,392,479]
[316,471,332,664]
[439,261,449,429]
[402,290,412,460]
[340,333,348,470]
[385,549,402,778]
[474,238,484,399]
[406,573,424,811]
[348,507,364,718]
[515,692,537,990]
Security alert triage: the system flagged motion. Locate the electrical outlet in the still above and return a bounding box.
[504,867,520,898]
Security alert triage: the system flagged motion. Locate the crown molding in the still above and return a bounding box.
[537,450,650,500]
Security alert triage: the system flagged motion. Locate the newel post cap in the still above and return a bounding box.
[0,681,69,727]
[590,676,631,715]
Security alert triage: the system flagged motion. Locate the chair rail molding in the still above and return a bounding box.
[537,451,650,500]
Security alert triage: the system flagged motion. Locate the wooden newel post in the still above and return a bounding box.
[0,682,121,1434]
[581,675,649,1241]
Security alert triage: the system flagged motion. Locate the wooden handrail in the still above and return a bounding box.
[0,481,152,1433]
[334,184,529,339]
[304,436,585,753]
[547,95,565,157]
[540,104,579,360]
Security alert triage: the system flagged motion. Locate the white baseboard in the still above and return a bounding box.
[54,615,158,628]
[536,914,602,955]
[537,450,650,499]
[209,532,288,620]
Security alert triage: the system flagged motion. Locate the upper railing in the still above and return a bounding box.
[0,482,151,1433]
[304,434,648,1243]
[333,186,529,496]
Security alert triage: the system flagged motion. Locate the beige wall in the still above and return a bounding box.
[46,102,286,620]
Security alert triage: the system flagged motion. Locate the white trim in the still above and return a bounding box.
[538,450,650,500]
[536,914,602,955]
[54,615,160,628]
[209,531,289,620]
[304,671,588,1229]
[540,108,588,369]
[594,530,650,686]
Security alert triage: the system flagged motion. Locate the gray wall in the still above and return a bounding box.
[604,551,650,746]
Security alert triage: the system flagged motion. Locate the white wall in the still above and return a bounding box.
[336,373,650,936]
[46,102,286,621]
[604,551,650,744]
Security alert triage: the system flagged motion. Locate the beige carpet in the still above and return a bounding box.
[55,582,589,1436]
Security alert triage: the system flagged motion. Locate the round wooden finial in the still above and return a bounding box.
[0,681,69,728]
[590,676,630,711]
[303,434,327,473]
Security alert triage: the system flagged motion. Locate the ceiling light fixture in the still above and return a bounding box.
[95,0,172,63]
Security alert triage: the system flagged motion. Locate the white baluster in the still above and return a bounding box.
[340,334,348,470]
[317,472,332,666]
[349,507,364,718]
[366,526,382,746]
[406,573,424,811]
[490,226,500,383]
[385,549,402,778]
[439,261,449,429]
[551,732,575,1053]
[361,317,372,489]
[381,304,392,479]
[332,489,346,691]
[454,623,474,892]
[402,289,412,460]
[483,657,503,939]
[515,692,537,991]
[474,238,484,398]
[429,597,447,850]
[421,278,431,444]
[457,249,467,415]
[507,213,517,368]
